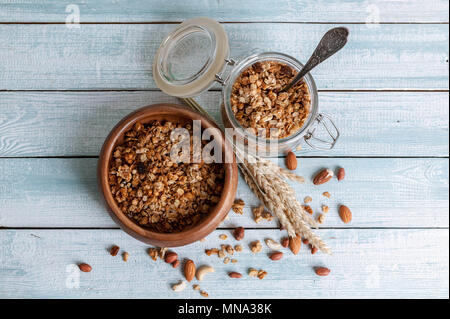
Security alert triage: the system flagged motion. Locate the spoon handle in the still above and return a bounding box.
[281,27,349,92]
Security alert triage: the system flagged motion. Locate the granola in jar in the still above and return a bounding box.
[230,61,311,139]
[108,120,225,233]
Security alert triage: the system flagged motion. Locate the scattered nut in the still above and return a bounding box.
[122,252,129,262]
[172,280,187,292]
[302,205,313,215]
[234,244,243,252]
[158,247,167,259]
[265,238,282,250]
[269,251,283,261]
[184,259,196,282]
[302,238,309,245]
[172,259,180,268]
[314,267,331,276]
[339,205,352,223]
[219,234,228,240]
[317,214,326,224]
[337,167,345,181]
[165,252,178,264]
[200,290,209,298]
[311,246,318,255]
[233,227,245,241]
[196,265,215,281]
[248,268,259,277]
[323,191,331,198]
[78,263,92,273]
[250,240,262,253]
[257,270,268,280]
[223,257,230,264]
[285,151,297,170]
[110,245,120,256]
[281,237,289,248]
[228,272,242,278]
[148,248,159,261]
[313,169,334,185]
[304,196,312,204]
[289,235,302,255]
[193,284,201,291]
[322,205,330,213]
[232,199,245,214]
[231,259,238,263]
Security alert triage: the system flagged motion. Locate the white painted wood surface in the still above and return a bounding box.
[0,91,448,157]
[0,0,448,299]
[1,0,448,23]
[0,24,448,90]
[0,229,448,298]
[0,158,448,228]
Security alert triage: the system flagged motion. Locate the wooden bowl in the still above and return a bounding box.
[98,103,238,247]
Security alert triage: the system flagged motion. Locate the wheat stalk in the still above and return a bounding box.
[181,97,331,254]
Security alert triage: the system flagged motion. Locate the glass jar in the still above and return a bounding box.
[153,17,339,156]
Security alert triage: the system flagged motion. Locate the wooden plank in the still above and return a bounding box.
[0,24,448,90]
[0,229,447,298]
[0,91,448,157]
[0,0,448,23]
[0,158,447,228]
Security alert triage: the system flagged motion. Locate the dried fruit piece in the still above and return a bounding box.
[337,167,345,181]
[289,235,302,255]
[228,272,242,278]
[313,169,334,185]
[110,245,120,256]
[311,246,318,255]
[184,259,195,282]
[285,151,297,170]
[339,205,352,223]
[172,259,180,268]
[314,267,331,276]
[302,238,309,245]
[78,263,92,272]
[165,252,178,264]
[269,252,283,261]
[233,227,245,241]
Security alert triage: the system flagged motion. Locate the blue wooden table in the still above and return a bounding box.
[0,1,448,299]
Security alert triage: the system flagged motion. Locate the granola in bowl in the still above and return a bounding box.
[230,60,311,139]
[108,120,225,233]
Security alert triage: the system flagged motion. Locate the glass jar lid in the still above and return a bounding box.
[153,17,229,97]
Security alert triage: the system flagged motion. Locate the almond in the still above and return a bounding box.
[184,259,196,282]
[289,235,301,255]
[228,272,242,278]
[233,227,245,241]
[281,237,289,248]
[78,263,92,272]
[337,167,345,181]
[285,151,297,170]
[339,205,352,223]
[313,169,333,185]
[314,267,331,276]
[164,251,178,264]
[269,252,283,260]
[110,245,120,256]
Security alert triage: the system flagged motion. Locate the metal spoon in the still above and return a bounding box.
[281,27,349,92]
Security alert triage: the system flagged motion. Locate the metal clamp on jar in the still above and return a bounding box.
[153,17,339,156]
